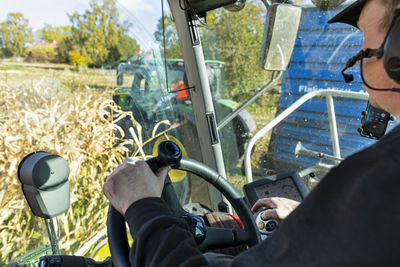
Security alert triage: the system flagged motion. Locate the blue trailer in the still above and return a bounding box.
[264,5,398,177]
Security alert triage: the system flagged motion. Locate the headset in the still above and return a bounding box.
[341,4,400,139]
[341,4,400,90]
[384,4,400,85]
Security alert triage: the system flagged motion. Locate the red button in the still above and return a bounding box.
[372,125,377,129]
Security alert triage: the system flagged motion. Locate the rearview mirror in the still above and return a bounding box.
[259,4,302,71]
[187,0,238,17]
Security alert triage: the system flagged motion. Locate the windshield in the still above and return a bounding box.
[0,0,199,264]
[195,0,399,188]
[2,0,399,265]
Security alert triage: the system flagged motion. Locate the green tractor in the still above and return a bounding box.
[112,57,256,203]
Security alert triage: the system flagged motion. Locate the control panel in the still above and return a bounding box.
[243,171,309,239]
[358,102,393,139]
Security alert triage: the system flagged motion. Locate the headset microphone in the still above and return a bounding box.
[341,49,382,83]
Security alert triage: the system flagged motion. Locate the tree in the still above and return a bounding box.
[116,34,139,61]
[154,14,182,59]
[38,24,73,43]
[0,13,33,57]
[203,1,270,101]
[69,0,139,67]
[55,35,75,63]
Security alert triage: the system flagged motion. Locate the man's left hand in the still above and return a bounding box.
[103,158,170,215]
[251,197,300,220]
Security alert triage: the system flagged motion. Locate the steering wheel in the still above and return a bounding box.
[107,141,261,267]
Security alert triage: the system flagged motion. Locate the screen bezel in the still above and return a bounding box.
[243,171,309,207]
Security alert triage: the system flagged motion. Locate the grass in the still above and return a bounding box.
[0,61,116,91]
[247,92,280,166]
[0,61,280,264]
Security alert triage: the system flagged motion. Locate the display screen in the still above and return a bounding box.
[255,177,303,202]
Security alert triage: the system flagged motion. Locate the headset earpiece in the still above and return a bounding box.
[383,6,400,84]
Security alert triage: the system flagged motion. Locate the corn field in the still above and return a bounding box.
[0,78,141,264]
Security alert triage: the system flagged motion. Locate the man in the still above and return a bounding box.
[103,0,400,265]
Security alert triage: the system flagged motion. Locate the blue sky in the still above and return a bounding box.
[0,0,163,47]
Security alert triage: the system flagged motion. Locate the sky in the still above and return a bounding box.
[0,0,164,48]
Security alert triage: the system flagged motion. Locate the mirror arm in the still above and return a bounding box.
[185,8,201,46]
[217,70,283,131]
[261,0,295,9]
[261,0,271,8]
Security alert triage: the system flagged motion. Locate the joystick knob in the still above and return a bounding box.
[146,140,182,173]
[157,141,182,167]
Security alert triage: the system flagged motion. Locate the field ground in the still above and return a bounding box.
[0,61,117,91]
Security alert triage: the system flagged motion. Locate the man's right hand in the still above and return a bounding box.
[103,158,169,215]
[251,197,300,220]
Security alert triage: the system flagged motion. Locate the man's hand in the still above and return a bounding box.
[251,197,300,220]
[103,158,170,215]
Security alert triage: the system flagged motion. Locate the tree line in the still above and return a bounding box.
[0,0,139,68]
[0,0,271,100]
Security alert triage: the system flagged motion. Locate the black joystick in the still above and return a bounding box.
[146,140,182,173]
[108,140,185,267]
[147,140,186,216]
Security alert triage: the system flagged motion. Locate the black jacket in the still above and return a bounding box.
[126,124,400,267]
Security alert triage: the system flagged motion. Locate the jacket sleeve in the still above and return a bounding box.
[125,197,212,267]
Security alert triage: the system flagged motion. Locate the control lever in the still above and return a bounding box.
[108,140,184,267]
[145,140,182,173]
[146,140,186,216]
[111,140,183,216]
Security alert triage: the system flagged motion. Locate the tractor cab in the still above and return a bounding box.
[115,57,226,104]
[3,0,399,266]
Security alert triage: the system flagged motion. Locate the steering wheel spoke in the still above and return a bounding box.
[199,226,251,251]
